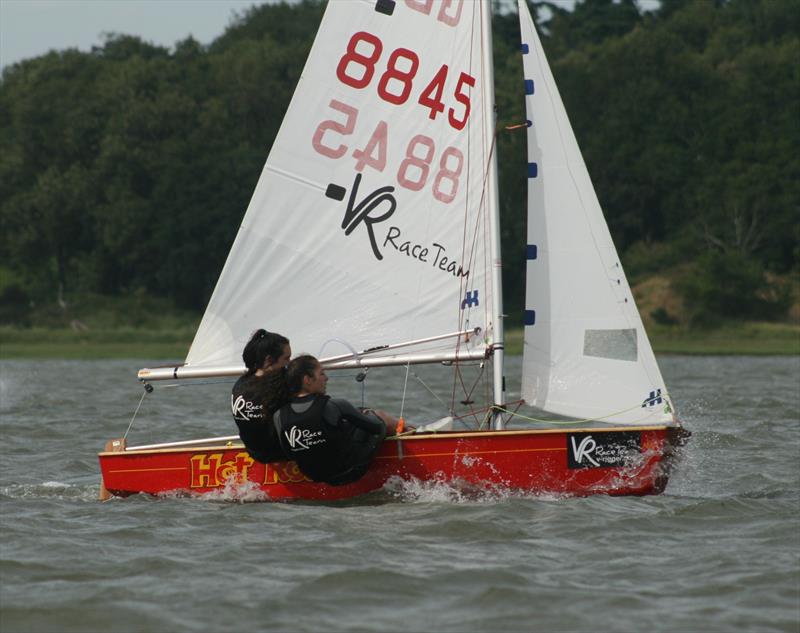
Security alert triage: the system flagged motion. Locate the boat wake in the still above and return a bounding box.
[1,481,100,502]
[381,474,560,504]
[156,477,271,503]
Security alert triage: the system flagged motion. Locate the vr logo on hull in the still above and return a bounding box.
[566,432,642,469]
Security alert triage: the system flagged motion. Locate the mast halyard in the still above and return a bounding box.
[481,0,506,430]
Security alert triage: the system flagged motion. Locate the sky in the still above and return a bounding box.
[0,0,660,70]
[0,0,272,69]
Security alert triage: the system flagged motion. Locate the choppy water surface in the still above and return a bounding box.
[1,356,798,632]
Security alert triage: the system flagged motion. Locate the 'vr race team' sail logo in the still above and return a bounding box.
[326,174,470,278]
[567,432,642,469]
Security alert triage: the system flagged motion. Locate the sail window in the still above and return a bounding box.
[583,329,638,362]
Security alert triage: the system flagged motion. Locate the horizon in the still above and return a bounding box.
[0,0,271,70]
[0,0,661,71]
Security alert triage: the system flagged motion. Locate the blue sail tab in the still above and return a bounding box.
[525,79,535,95]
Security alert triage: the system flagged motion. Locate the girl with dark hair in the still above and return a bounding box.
[274,355,400,485]
[230,329,292,463]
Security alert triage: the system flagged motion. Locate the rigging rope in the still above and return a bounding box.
[410,367,452,415]
[399,363,410,420]
[123,388,149,440]
[447,3,496,419]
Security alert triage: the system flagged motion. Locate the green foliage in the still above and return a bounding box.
[643,320,800,356]
[0,289,199,330]
[677,251,791,326]
[0,0,796,329]
[622,239,687,283]
[650,307,679,327]
[536,0,642,54]
[530,0,799,323]
[0,284,32,326]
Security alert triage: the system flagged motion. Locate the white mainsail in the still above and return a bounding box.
[185,0,498,372]
[518,0,673,425]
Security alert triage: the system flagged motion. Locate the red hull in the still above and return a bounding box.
[98,426,688,500]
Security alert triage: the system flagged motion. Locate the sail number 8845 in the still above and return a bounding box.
[336,31,475,131]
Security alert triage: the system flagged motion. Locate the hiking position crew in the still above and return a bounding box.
[230,329,292,463]
[274,355,400,485]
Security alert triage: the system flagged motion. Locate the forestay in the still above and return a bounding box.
[186,0,497,370]
[518,0,673,425]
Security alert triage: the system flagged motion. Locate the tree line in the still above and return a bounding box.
[1,0,797,327]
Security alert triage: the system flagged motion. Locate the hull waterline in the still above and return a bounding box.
[98,426,689,501]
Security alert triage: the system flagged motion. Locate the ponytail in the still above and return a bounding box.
[242,329,290,375]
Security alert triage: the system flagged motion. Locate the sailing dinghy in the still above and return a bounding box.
[98,0,689,501]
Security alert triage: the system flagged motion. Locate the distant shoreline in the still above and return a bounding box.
[1,323,798,360]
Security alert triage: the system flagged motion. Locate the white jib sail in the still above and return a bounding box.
[517,0,674,425]
[186,0,497,369]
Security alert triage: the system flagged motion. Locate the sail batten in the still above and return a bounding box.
[263,164,328,192]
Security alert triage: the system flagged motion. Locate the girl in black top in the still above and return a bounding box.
[230,329,291,463]
[274,355,400,485]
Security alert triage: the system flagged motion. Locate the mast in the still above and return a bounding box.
[481,0,506,430]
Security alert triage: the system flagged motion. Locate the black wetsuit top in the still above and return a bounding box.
[231,371,289,463]
[273,395,387,485]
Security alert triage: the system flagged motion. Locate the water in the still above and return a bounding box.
[1,356,798,632]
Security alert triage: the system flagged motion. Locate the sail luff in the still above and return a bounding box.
[480,0,506,430]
